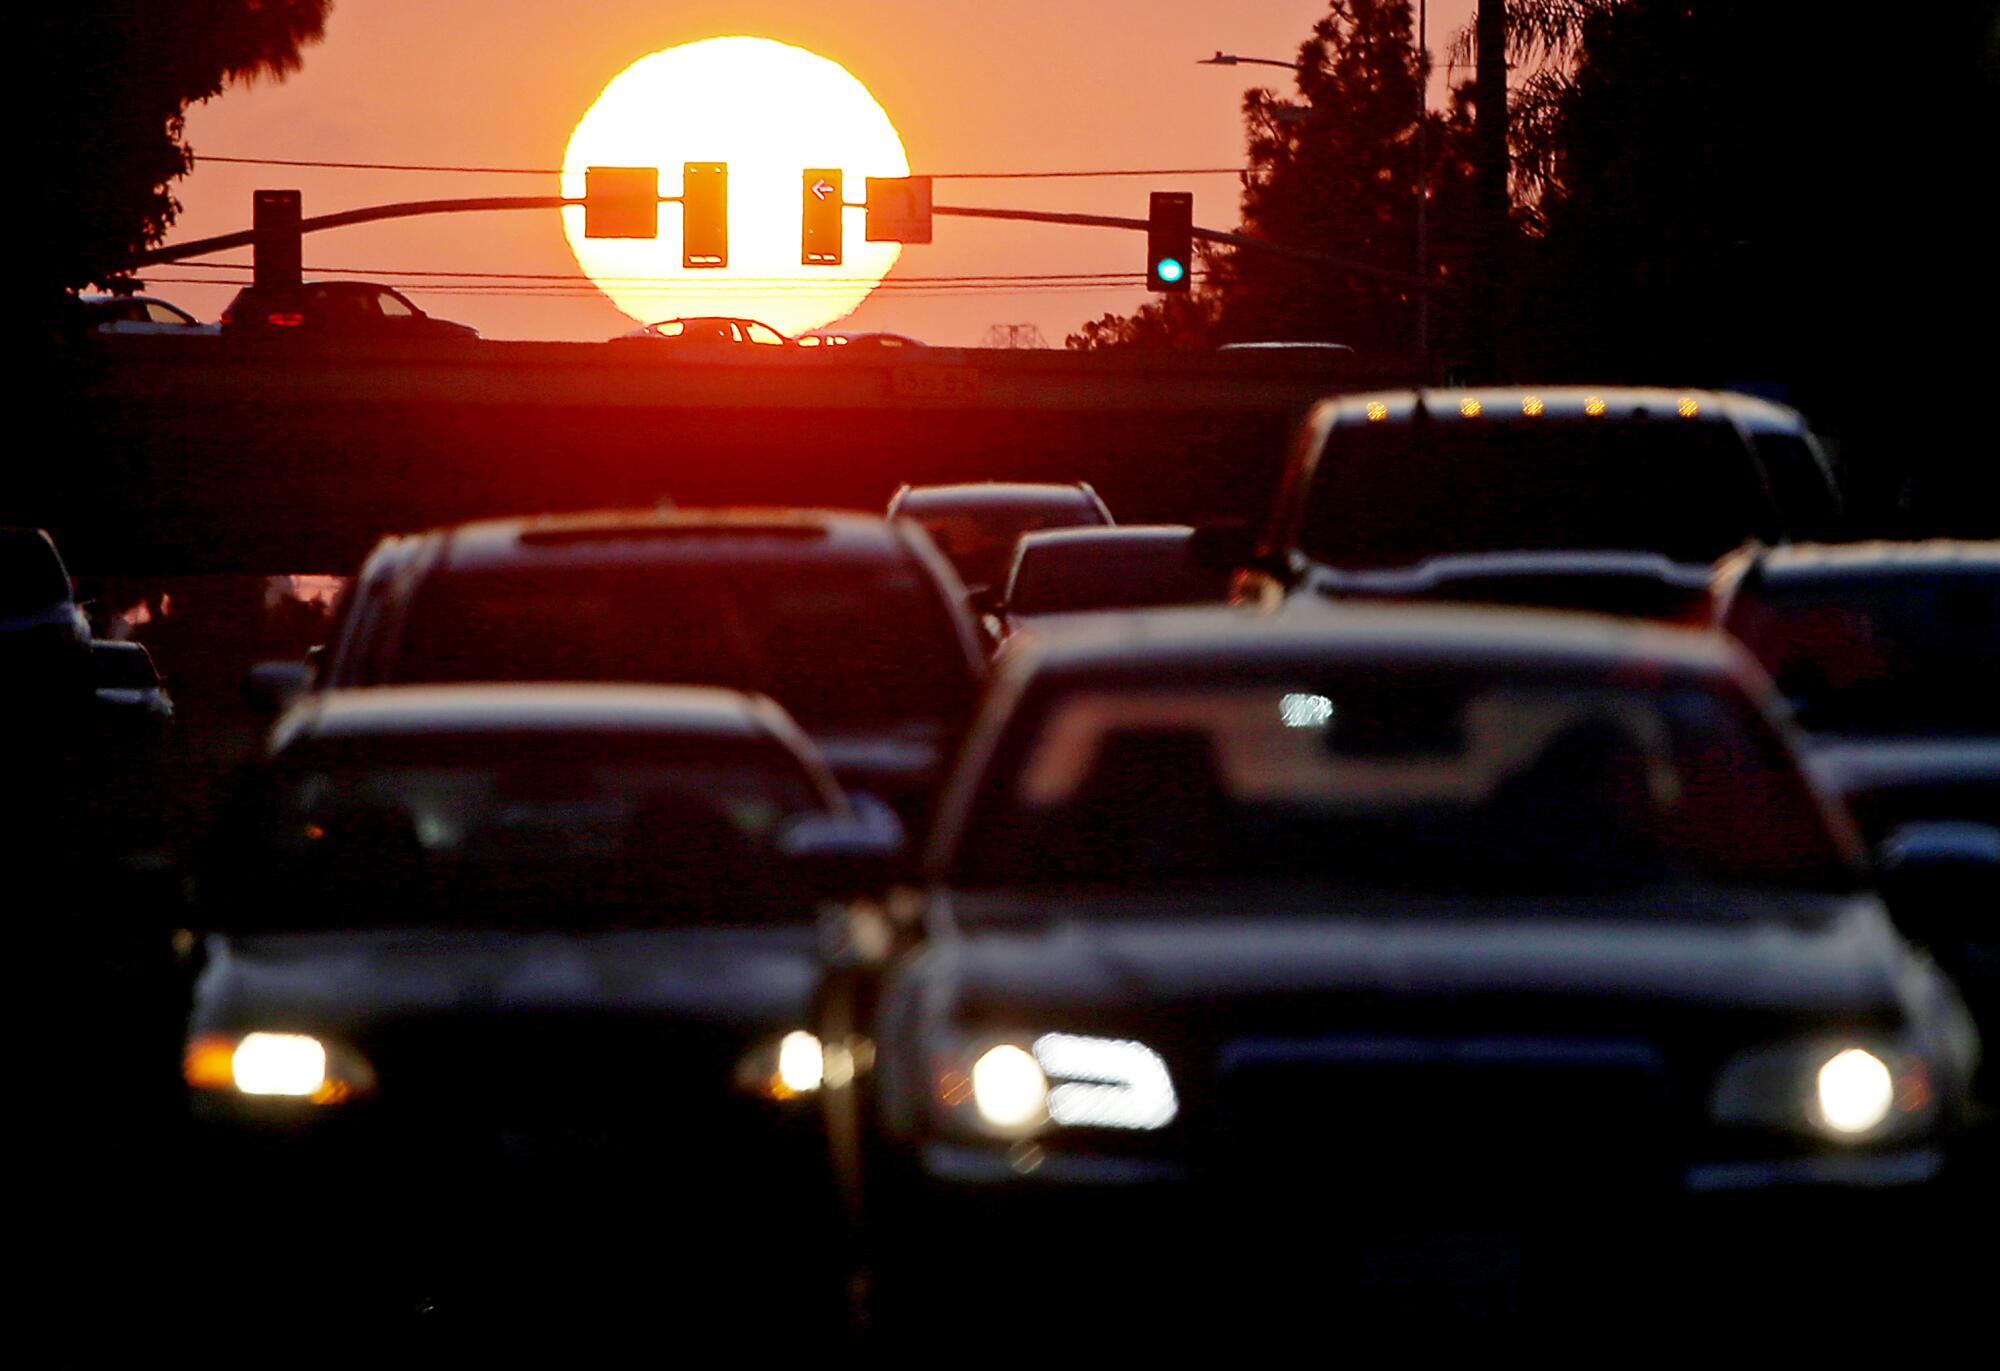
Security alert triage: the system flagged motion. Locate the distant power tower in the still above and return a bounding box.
[981,323,1049,349]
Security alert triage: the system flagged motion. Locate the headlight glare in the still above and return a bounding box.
[970,1044,1048,1131]
[232,1032,327,1097]
[1035,1033,1179,1131]
[1814,1047,1895,1136]
[184,1031,373,1105]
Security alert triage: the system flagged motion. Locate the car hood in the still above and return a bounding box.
[927,884,1911,1026]
[193,925,819,1035]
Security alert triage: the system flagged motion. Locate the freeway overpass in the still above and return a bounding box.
[25,337,1390,575]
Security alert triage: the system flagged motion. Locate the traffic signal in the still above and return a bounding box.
[866,176,933,244]
[681,162,727,267]
[254,190,302,292]
[584,166,659,240]
[802,168,843,266]
[1147,191,1193,293]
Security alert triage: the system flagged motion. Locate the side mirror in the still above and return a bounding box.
[1187,519,1259,574]
[242,659,310,717]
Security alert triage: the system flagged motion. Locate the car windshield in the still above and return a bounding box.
[1726,572,2000,737]
[206,731,824,932]
[1007,534,1226,614]
[388,562,975,731]
[1297,420,1781,569]
[951,671,1856,896]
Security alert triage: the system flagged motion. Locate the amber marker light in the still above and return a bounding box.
[1584,395,1607,417]
[1365,401,1388,422]
[1459,397,1483,418]
[1522,396,1545,417]
[1678,395,1700,418]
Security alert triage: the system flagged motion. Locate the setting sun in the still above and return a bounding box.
[560,37,909,336]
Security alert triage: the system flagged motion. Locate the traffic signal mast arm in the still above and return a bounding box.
[930,205,1429,289]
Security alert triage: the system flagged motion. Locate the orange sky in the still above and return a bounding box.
[159,1,1474,345]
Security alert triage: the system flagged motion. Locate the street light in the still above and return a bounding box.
[1197,51,1303,72]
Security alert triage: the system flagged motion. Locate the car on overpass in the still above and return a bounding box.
[77,293,218,336]
[297,507,985,827]
[219,281,478,340]
[813,601,1981,1334]
[615,316,794,347]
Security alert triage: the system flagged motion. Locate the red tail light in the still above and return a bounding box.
[267,312,305,327]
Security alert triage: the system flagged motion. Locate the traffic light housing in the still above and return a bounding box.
[1147,192,1193,293]
[584,166,659,240]
[254,190,302,292]
[802,168,843,266]
[681,162,727,267]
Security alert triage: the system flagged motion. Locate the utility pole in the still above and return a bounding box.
[1473,0,1509,381]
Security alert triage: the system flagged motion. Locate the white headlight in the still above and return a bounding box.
[1815,1047,1895,1136]
[971,1044,1049,1130]
[231,1033,328,1098]
[777,1031,825,1094]
[1034,1033,1179,1131]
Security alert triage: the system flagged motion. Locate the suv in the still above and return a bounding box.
[1228,387,1842,612]
[309,508,985,825]
[220,281,478,340]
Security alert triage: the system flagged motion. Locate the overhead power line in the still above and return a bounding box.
[194,153,1255,180]
[156,261,1154,285]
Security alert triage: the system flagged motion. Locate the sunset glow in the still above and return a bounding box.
[560,37,909,335]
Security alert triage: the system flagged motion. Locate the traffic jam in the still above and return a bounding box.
[15,386,1998,1336]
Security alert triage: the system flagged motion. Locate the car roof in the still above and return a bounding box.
[1311,386,1811,436]
[270,683,786,754]
[1015,525,1192,557]
[1000,600,1749,686]
[892,482,1104,514]
[409,506,923,574]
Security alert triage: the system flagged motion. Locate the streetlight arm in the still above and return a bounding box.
[1198,51,1302,71]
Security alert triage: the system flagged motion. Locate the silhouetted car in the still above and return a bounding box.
[1,526,93,708]
[987,525,1229,643]
[616,316,793,347]
[77,293,218,336]
[886,481,1115,602]
[1218,387,1843,613]
[186,684,895,1314]
[311,508,985,826]
[219,281,478,340]
[798,330,927,350]
[816,603,1980,1332]
[1713,540,2000,1082]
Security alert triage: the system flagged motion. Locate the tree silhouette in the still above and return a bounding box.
[33,3,330,323]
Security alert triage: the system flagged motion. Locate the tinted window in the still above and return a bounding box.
[1726,570,2000,737]
[1007,534,1226,614]
[910,504,1107,591]
[952,670,1854,895]
[389,562,975,729]
[1297,421,1780,569]
[93,645,159,689]
[207,731,824,932]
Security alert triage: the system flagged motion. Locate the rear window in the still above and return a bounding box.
[1296,420,1781,569]
[1007,536,1226,615]
[1726,571,2000,737]
[388,562,976,730]
[951,669,1856,896]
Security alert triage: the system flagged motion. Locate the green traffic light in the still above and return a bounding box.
[1156,257,1186,284]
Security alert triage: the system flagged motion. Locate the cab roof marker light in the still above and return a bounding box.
[1033,1033,1178,1131]
[1678,396,1700,418]
[1459,397,1482,418]
[1584,395,1607,417]
[1522,395,1545,417]
[1364,401,1388,422]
